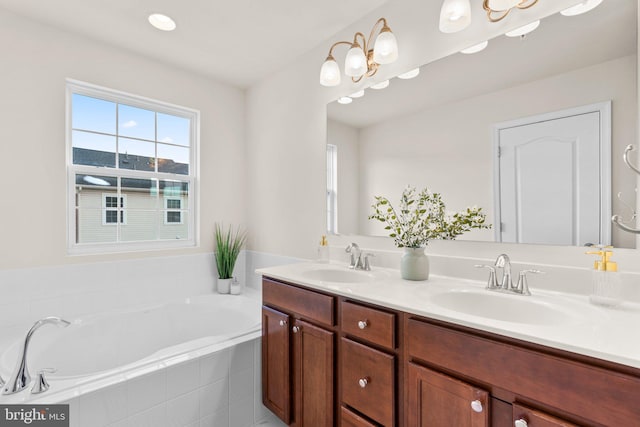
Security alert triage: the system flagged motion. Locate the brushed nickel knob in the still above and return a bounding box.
[292,326,300,333]
[514,419,528,427]
[470,400,483,413]
[358,377,369,388]
[279,320,286,327]
[357,320,368,329]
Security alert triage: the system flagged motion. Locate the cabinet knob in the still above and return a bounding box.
[292,326,300,333]
[358,377,369,388]
[514,419,528,427]
[470,400,483,413]
[357,320,369,330]
[279,320,287,327]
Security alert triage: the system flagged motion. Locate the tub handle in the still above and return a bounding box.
[31,368,56,394]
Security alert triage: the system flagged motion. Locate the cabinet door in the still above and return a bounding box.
[262,306,291,424]
[513,403,579,427]
[292,319,334,427]
[407,362,489,427]
[341,406,377,427]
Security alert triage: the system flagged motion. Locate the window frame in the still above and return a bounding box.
[102,193,127,226]
[66,79,200,254]
[164,196,184,225]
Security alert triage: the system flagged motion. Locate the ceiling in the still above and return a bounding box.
[328,0,637,128]
[0,0,388,88]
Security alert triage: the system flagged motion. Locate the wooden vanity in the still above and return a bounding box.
[261,276,640,427]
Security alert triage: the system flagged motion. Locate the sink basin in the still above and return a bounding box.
[430,289,575,325]
[299,268,378,283]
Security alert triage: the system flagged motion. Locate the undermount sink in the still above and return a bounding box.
[299,267,379,283]
[430,289,576,325]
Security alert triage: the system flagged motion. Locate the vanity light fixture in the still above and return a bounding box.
[349,90,365,98]
[483,0,538,23]
[439,0,471,33]
[370,80,390,90]
[148,13,176,31]
[505,20,540,37]
[560,0,603,16]
[460,41,489,54]
[337,96,353,105]
[319,18,399,87]
[398,68,420,80]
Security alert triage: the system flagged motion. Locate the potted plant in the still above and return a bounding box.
[369,186,490,280]
[214,223,247,294]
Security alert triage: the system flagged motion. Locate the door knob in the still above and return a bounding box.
[514,419,528,427]
[470,400,483,413]
[358,377,369,388]
[292,326,300,333]
[279,320,286,327]
[357,320,368,329]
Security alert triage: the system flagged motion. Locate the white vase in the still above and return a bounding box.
[401,247,429,281]
[217,278,232,294]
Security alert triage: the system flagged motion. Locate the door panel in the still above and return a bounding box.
[262,306,291,424]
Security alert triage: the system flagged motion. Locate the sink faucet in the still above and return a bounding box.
[494,254,513,290]
[2,317,70,395]
[345,243,365,270]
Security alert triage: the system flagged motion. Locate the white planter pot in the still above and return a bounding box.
[217,278,232,294]
[230,281,242,295]
[401,247,429,281]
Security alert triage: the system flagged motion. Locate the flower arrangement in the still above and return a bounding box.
[214,223,247,279]
[368,186,491,248]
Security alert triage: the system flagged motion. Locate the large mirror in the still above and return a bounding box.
[327,0,637,248]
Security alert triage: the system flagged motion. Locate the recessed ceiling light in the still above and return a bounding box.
[461,41,489,54]
[560,0,603,16]
[349,90,365,98]
[148,13,176,31]
[398,68,420,79]
[338,96,353,105]
[505,20,540,37]
[370,80,390,90]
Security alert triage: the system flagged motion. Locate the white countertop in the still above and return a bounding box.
[257,261,640,370]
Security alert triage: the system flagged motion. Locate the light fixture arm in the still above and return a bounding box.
[366,18,388,53]
[483,0,539,23]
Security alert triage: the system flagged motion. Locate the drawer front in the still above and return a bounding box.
[513,403,579,427]
[341,300,395,350]
[341,338,395,426]
[341,406,378,427]
[263,278,334,326]
[406,317,640,426]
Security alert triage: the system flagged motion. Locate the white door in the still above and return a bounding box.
[495,104,610,246]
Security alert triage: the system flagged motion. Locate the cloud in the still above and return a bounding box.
[121,120,137,129]
[161,136,174,143]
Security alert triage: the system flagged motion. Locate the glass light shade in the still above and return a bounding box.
[505,20,540,37]
[337,97,353,105]
[349,90,365,98]
[370,80,389,90]
[344,46,367,77]
[486,0,521,11]
[398,68,420,80]
[560,0,603,16]
[148,13,176,31]
[439,0,471,33]
[461,40,489,54]
[373,30,399,64]
[319,58,341,87]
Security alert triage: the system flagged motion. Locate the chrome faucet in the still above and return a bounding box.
[494,253,513,290]
[345,243,363,269]
[2,317,70,395]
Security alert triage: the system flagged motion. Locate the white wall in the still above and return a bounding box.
[0,8,247,270]
[246,0,602,262]
[357,55,637,248]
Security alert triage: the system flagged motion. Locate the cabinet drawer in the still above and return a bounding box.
[406,317,640,426]
[341,406,378,427]
[341,300,395,349]
[513,403,579,427]
[263,278,334,326]
[341,338,395,426]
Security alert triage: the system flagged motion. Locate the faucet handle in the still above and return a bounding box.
[31,368,56,394]
[363,253,375,271]
[0,374,4,388]
[516,269,544,295]
[474,264,498,289]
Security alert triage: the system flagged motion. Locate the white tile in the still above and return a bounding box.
[79,383,127,427]
[127,403,167,427]
[199,378,229,418]
[230,340,254,373]
[166,390,199,427]
[199,349,229,386]
[230,367,254,401]
[166,359,200,400]
[230,395,254,427]
[200,407,229,427]
[126,370,167,415]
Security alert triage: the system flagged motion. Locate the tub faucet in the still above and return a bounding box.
[2,316,70,395]
[345,243,364,269]
[494,254,513,290]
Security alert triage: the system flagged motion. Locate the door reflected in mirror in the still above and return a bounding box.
[326,0,637,248]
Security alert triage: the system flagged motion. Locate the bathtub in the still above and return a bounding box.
[0,293,262,404]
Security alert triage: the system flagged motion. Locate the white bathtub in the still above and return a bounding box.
[0,293,262,403]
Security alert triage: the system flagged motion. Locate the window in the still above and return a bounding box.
[326,144,338,234]
[67,80,199,253]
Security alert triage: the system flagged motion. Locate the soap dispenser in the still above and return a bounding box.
[586,247,621,307]
[318,235,330,263]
